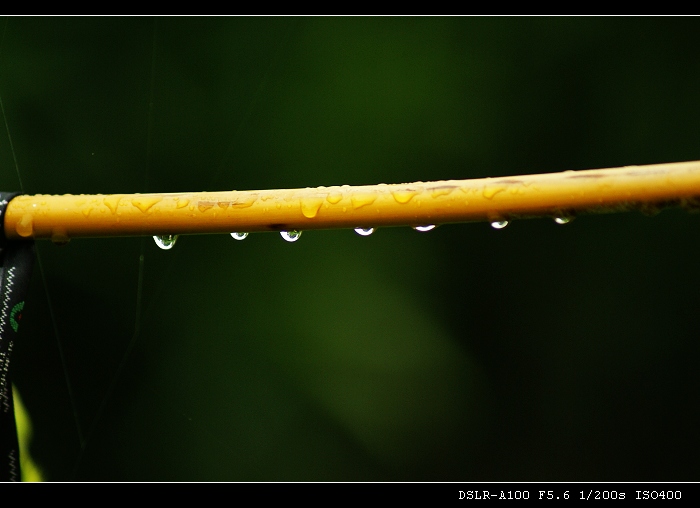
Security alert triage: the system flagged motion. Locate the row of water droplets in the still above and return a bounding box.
[152,215,574,250]
[149,180,500,252]
[18,181,574,248]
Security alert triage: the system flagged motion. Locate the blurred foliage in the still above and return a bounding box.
[13,385,43,481]
[1,17,700,481]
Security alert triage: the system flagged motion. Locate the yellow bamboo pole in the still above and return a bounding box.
[4,160,700,242]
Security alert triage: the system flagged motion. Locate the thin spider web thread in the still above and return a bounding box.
[77,23,301,477]
[70,18,159,479]
[1,17,86,454]
[141,20,298,321]
[1,19,23,193]
[4,19,296,479]
[71,250,145,478]
[205,19,298,191]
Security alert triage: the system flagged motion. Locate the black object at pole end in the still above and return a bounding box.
[0,192,35,482]
[0,192,20,250]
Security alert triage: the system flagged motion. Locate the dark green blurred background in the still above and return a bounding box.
[1,17,699,481]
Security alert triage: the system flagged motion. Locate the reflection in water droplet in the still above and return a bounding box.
[554,216,573,225]
[231,232,248,241]
[354,227,375,236]
[153,234,178,250]
[412,225,436,232]
[280,230,302,242]
[490,221,509,229]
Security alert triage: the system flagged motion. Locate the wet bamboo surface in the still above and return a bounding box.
[4,160,700,242]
